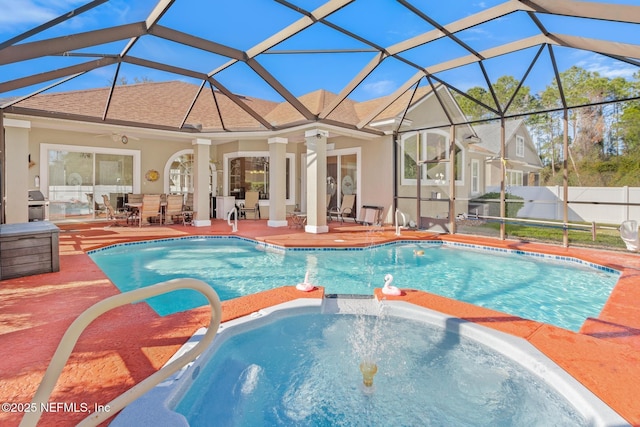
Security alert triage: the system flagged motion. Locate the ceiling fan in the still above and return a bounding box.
[94,132,140,144]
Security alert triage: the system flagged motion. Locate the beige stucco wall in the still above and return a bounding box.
[27,126,200,195]
[329,134,394,223]
[6,115,398,225]
[392,91,477,224]
[213,134,394,222]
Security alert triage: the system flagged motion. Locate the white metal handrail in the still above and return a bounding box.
[20,278,222,427]
[227,207,238,232]
[395,208,407,236]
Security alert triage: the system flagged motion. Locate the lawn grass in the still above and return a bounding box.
[456,219,626,250]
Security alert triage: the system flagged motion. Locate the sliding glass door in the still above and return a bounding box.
[327,151,358,218]
[42,144,139,221]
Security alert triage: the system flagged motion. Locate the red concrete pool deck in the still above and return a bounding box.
[0,219,639,426]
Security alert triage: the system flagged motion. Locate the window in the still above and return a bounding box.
[229,156,269,200]
[41,143,140,220]
[516,135,525,158]
[400,130,462,185]
[225,152,294,202]
[169,153,193,194]
[471,159,480,195]
[506,170,523,186]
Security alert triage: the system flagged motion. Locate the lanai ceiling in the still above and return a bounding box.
[0,0,639,135]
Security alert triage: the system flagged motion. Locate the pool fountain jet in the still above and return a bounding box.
[359,359,378,392]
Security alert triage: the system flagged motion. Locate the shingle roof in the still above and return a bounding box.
[12,81,418,132]
[14,81,281,131]
[473,119,525,154]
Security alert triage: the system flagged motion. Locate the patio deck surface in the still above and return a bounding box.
[0,219,639,426]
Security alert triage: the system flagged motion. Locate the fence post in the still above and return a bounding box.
[555,185,561,221]
[624,186,629,222]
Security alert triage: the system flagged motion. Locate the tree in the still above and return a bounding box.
[454,86,493,121]
[604,77,632,155]
[620,102,640,154]
[114,76,154,86]
[455,76,541,122]
[619,72,640,155]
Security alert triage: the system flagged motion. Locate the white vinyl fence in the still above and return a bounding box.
[486,186,640,225]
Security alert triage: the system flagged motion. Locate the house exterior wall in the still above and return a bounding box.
[475,121,542,190]
[330,134,394,222]
[215,138,301,219]
[394,91,475,224]
[27,126,194,197]
[214,134,394,222]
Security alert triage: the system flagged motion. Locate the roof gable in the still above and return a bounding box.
[473,119,527,155]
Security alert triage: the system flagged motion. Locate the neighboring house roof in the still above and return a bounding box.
[472,119,526,155]
[471,119,543,168]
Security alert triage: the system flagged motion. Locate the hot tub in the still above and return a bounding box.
[113,297,628,426]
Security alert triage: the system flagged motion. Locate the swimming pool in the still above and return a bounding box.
[88,236,620,331]
[112,298,628,426]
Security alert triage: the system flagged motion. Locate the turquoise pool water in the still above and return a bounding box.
[88,237,619,331]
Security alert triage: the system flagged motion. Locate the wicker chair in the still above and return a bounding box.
[137,194,162,227]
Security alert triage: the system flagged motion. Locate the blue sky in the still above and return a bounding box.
[0,0,638,102]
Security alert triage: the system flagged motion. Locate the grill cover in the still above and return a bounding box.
[28,190,45,202]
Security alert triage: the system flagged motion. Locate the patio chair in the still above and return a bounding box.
[164,194,185,224]
[102,195,128,226]
[328,194,355,223]
[240,191,260,219]
[184,193,194,211]
[355,205,384,226]
[137,194,162,227]
[87,193,106,217]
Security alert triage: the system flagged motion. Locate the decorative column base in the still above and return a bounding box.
[305,225,329,234]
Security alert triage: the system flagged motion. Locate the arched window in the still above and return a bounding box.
[400,130,462,185]
[168,152,193,194]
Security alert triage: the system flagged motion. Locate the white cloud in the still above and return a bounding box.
[0,1,54,27]
[0,0,85,28]
[576,54,637,80]
[361,79,396,97]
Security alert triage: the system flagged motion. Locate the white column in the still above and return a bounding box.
[4,118,31,223]
[192,138,212,227]
[268,137,288,227]
[304,129,329,234]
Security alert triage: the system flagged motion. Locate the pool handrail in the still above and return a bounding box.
[395,208,407,236]
[227,206,238,232]
[20,278,222,427]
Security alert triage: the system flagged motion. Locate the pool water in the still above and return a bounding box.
[175,312,588,426]
[88,237,619,331]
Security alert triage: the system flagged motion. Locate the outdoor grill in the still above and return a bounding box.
[28,190,49,221]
